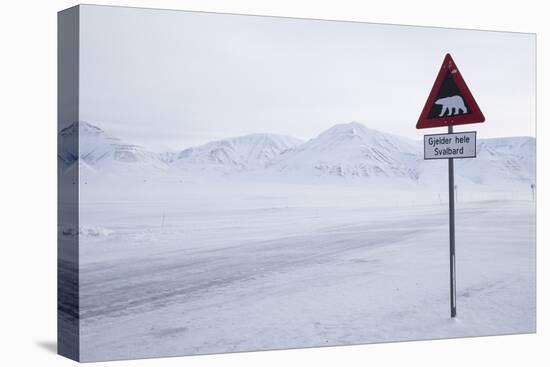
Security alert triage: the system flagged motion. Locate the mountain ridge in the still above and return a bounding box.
[267,121,421,180]
[172,132,303,172]
[58,121,535,188]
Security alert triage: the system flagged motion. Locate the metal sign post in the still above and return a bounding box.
[447,125,457,318]
[423,127,476,318]
[417,53,485,319]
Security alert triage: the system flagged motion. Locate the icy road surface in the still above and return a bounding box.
[77,185,535,361]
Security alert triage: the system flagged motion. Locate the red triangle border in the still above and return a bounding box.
[416,54,485,129]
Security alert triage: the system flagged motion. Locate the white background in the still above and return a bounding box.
[0,1,546,366]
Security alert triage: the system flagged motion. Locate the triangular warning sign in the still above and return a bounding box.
[417,54,485,129]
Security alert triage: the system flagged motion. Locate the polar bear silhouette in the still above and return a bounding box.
[435,95,468,117]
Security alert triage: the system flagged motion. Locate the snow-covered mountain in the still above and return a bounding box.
[267,122,421,181]
[58,121,168,176]
[58,121,535,189]
[456,137,535,186]
[172,133,303,173]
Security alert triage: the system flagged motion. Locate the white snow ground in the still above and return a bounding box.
[77,182,535,361]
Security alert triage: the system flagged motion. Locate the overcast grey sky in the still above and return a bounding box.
[79,5,535,152]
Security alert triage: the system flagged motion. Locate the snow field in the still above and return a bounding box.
[77,184,535,361]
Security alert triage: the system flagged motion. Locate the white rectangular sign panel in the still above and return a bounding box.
[424,131,477,160]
